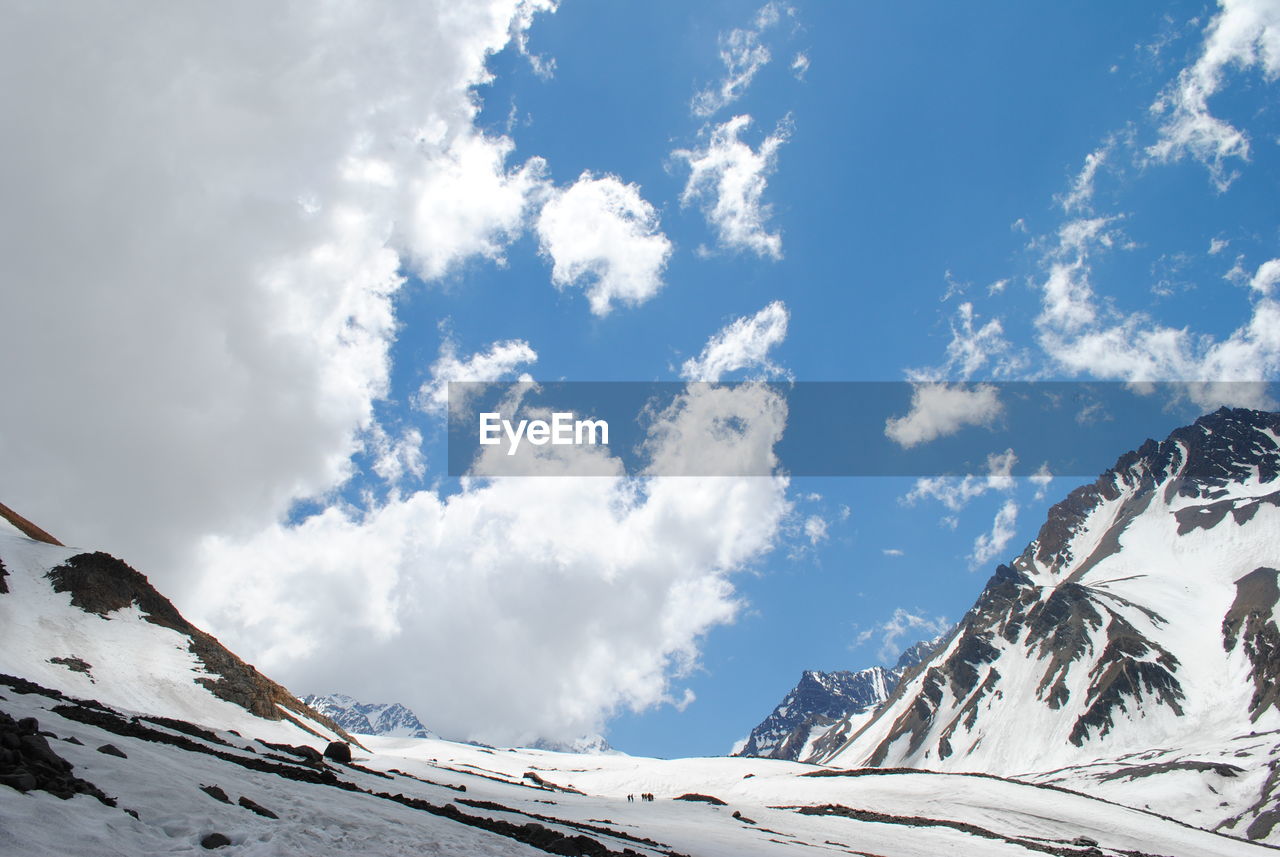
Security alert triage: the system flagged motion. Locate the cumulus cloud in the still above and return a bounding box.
[1147,0,1280,189]
[419,336,538,416]
[193,458,790,748]
[681,300,790,381]
[691,3,789,117]
[0,1,555,590]
[970,499,1019,569]
[884,383,1005,448]
[856,608,951,664]
[675,114,791,259]
[536,172,673,315]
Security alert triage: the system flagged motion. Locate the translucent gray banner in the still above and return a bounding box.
[446,381,1276,477]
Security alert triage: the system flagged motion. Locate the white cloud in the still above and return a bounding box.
[368,425,427,491]
[1147,0,1280,189]
[536,172,673,315]
[1250,258,1280,295]
[857,608,950,664]
[1030,462,1053,501]
[803,515,828,545]
[681,300,790,381]
[905,449,1017,512]
[419,337,538,415]
[0,1,555,587]
[691,3,789,116]
[675,114,791,259]
[882,548,904,557]
[1059,142,1110,213]
[970,499,1019,568]
[193,472,791,747]
[885,383,1005,449]
[1209,237,1230,255]
[791,52,811,80]
[1034,217,1280,408]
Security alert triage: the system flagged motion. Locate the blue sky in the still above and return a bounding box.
[3,1,1278,758]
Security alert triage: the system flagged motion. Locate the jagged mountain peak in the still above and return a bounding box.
[1030,406,1280,574]
[303,693,435,740]
[821,407,1280,802]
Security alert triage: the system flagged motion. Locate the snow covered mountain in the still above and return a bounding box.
[303,693,436,740]
[821,406,1280,841]
[735,640,939,762]
[0,525,350,749]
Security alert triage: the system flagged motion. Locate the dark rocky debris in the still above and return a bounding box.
[323,740,352,763]
[96,743,127,758]
[674,793,727,805]
[0,709,114,805]
[200,784,232,804]
[200,832,231,849]
[238,795,279,818]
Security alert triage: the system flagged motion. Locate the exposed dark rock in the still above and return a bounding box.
[200,784,231,804]
[48,656,92,677]
[1099,760,1243,782]
[0,709,114,805]
[324,741,352,763]
[0,555,7,594]
[200,832,231,849]
[674,793,727,805]
[1223,568,1280,721]
[238,795,279,819]
[260,740,324,765]
[96,743,127,758]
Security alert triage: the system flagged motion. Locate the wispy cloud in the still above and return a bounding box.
[681,300,789,381]
[675,114,791,259]
[1147,0,1280,190]
[691,3,791,117]
[418,335,537,415]
[970,499,1019,569]
[855,607,950,664]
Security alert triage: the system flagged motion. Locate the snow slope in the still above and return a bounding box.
[0,532,345,747]
[0,675,1268,857]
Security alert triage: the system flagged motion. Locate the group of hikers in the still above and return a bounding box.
[626,793,655,802]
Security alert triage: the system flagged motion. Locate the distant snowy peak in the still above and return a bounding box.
[527,734,615,755]
[303,693,435,739]
[823,407,1280,777]
[735,636,947,764]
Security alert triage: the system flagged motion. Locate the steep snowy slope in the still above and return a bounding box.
[0,530,349,747]
[823,407,1280,838]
